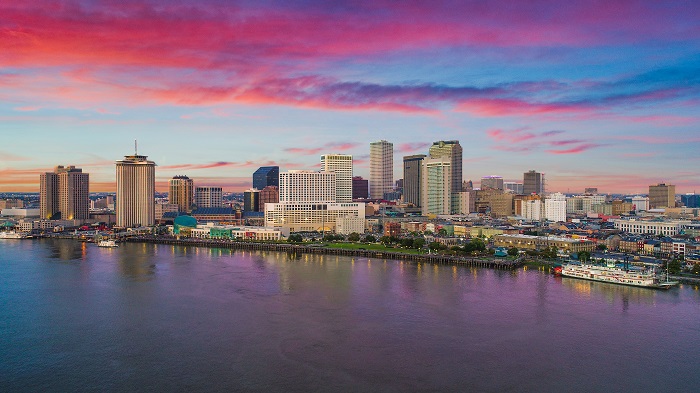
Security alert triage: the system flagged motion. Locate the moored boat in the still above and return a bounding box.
[555,261,677,289]
[0,231,29,239]
[97,239,118,248]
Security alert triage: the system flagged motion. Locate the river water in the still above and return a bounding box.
[1,239,699,392]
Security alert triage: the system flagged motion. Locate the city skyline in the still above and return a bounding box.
[1,1,699,194]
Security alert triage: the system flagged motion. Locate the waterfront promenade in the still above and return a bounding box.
[126,236,524,270]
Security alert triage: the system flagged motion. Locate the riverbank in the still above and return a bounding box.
[125,236,524,270]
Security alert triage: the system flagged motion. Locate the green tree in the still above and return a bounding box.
[578,251,591,262]
[401,238,414,248]
[507,247,519,257]
[364,234,376,243]
[428,241,442,251]
[667,259,682,274]
[287,234,303,243]
[413,238,425,249]
[348,232,360,242]
[596,244,607,251]
[438,228,447,236]
[380,236,391,245]
[691,264,700,275]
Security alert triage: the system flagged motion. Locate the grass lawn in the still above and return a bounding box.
[325,242,427,255]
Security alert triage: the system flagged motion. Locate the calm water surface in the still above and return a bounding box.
[1,239,699,392]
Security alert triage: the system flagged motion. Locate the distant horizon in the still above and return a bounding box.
[1,1,698,194]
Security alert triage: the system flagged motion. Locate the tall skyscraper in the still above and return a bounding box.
[195,186,223,208]
[403,154,425,207]
[40,165,89,220]
[321,154,353,202]
[253,166,279,190]
[523,170,544,195]
[648,183,676,208]
[116,153,156,227]
[369,140,393,199]
[421,158,452,215]
[428,140,462,194]
[352,176,368,199]
[168,175,193,212]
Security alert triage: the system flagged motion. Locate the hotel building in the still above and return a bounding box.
[116,154,156,227]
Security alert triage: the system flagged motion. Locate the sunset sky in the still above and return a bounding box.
[1,0,699,194]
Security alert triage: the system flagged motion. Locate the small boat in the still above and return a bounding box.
[0,231,28,239]
[97,239,118,248]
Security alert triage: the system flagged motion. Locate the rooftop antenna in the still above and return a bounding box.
[134,139,138,155]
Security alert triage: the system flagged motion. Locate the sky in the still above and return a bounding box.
[1,0,699,194]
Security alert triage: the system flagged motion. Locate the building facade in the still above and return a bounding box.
[252,166,279,190]
[321,154,353,202]
[428,140,462,194]
[481,176,504,191]
[421,158,451,216]
[168,175,193,212]
[632,196,650,212]
[648,183,676,208]
[116,154,156,227]
[279,171,336,203]
[545,192,566,222]
[265,202,365,234]
[369,140,393,199]
[612,218,689,236]
[40,165,89,221]
[352,176,368,199]
[403,154,425,207]
[523,170,544,195]
[244,189,260,212]
[194,186,223,208]
[258,186,279,211]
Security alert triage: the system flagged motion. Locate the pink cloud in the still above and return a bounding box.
[396,142,429,153]
[284,141,360,156]
[546,143,603,155]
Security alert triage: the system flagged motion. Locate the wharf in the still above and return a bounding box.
[126,237,522,270]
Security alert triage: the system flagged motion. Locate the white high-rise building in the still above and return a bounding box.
[266,169,364,234]
[321,154,353,202]
[279,170,336,203]
[421,158,452,216]
[545,192,567,222]
[194,186,223,208]
[369,140,393,199]
[523,199,543,221]
[116,153,156,227]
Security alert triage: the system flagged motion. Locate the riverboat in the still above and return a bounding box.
[553,261,677,289]
[97,239,118,248]
[0,231,29,239]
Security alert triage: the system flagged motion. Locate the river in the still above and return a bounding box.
[1,239,699,392]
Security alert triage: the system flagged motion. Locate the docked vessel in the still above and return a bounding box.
[97,239,118,248]
[0,231,29,239]
[554,261,677,289]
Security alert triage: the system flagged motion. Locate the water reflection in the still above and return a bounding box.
[45,239,86,262]
[560,276,658,307]
[117,244,156,281]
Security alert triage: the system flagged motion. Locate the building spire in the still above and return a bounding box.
[135,139,138,155]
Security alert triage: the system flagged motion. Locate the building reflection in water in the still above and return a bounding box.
[118,243,156,281]
[46,239,86,262]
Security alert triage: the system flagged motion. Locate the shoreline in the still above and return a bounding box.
[123,236,524,270]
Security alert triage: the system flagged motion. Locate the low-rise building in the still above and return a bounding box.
[493,234,595,254]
